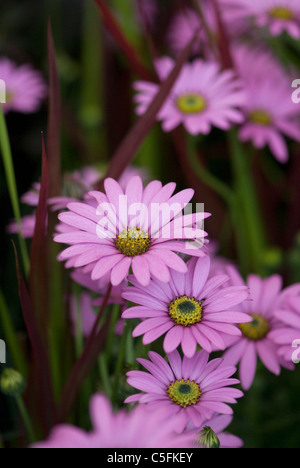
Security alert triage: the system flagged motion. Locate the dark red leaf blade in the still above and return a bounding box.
[29,137,49,337]
[13,242,56,434]
[94,0,154,81]
[211,0,234,69]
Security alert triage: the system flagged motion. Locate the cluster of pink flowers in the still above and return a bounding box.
[3,0,300,450]
[26,170,300,449]
[133,1,300,163]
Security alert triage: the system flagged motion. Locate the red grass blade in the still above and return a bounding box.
[211,0,234,69]
[29,137,49,337]
[13,242,56,434]
[94,0,154,81]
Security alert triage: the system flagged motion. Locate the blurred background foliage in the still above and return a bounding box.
[0,0,300,448]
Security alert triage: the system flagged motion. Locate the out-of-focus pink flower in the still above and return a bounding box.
[0,58,47,114]
[222,267,298,390]
[219,0,300,39]
[166,1,249,57]
[269,291,300,362]
[233,45,300,163]
[31,393,197,448]
[134,57,245,136]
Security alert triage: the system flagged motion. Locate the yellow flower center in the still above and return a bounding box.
[269,7,293,20]
[250,110,272,126]
[115,227,151,257]
[177,93,206,114]
[167,379,202,407]
[168,296,203,327]
[239,314,270,341]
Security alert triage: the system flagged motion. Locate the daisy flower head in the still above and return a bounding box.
[125,349,243,432]
[122,256,250,357]
[54,176,210,287]
[233,46,300,163]
[0,58,47,114]
[219,0,300,39]
[222,267,297,390]
[31,393,196,448]
[134,57,245,136]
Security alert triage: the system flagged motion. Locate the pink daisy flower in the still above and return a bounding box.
[31,393,196,448]
[0,58,47,114]
[222,267,297,390]
[134,57,245,136]
[54,176,210,287]
[219,0,300,39]
[233,46,300,163]
[269,291,300,363]
[166,1,248,57]
[122,256,250,357]
[125,349,243,432]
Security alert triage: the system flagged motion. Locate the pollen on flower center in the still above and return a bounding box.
[269,7,293,20]
[167,379,202,407]
[168,296,203,326]
[176,93,206,114]
[239,313,270,341]
[249,110,272,126]
[115,227,151,257]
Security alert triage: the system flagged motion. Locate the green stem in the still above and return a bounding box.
[105,303,121,363]
[98,353,112,398]
[80,0,106,160]
[187,136,234,206]
[228,128,266,275]
[0,107,30,275]
[111,320,130,405]
[15,395,37,444]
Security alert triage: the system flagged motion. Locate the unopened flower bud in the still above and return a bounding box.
[197,426,220,449]
[0,368,26,396]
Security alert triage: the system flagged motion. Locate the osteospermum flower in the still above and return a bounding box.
[125,350,243,432]
[219,0,300,39]
[54,176,210,287]
[31,393,196,448]
[222,267,297,390]
[134,57,245,135]
[0,58,47,114]
[122,256,250,357]
[233,46,300,163]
